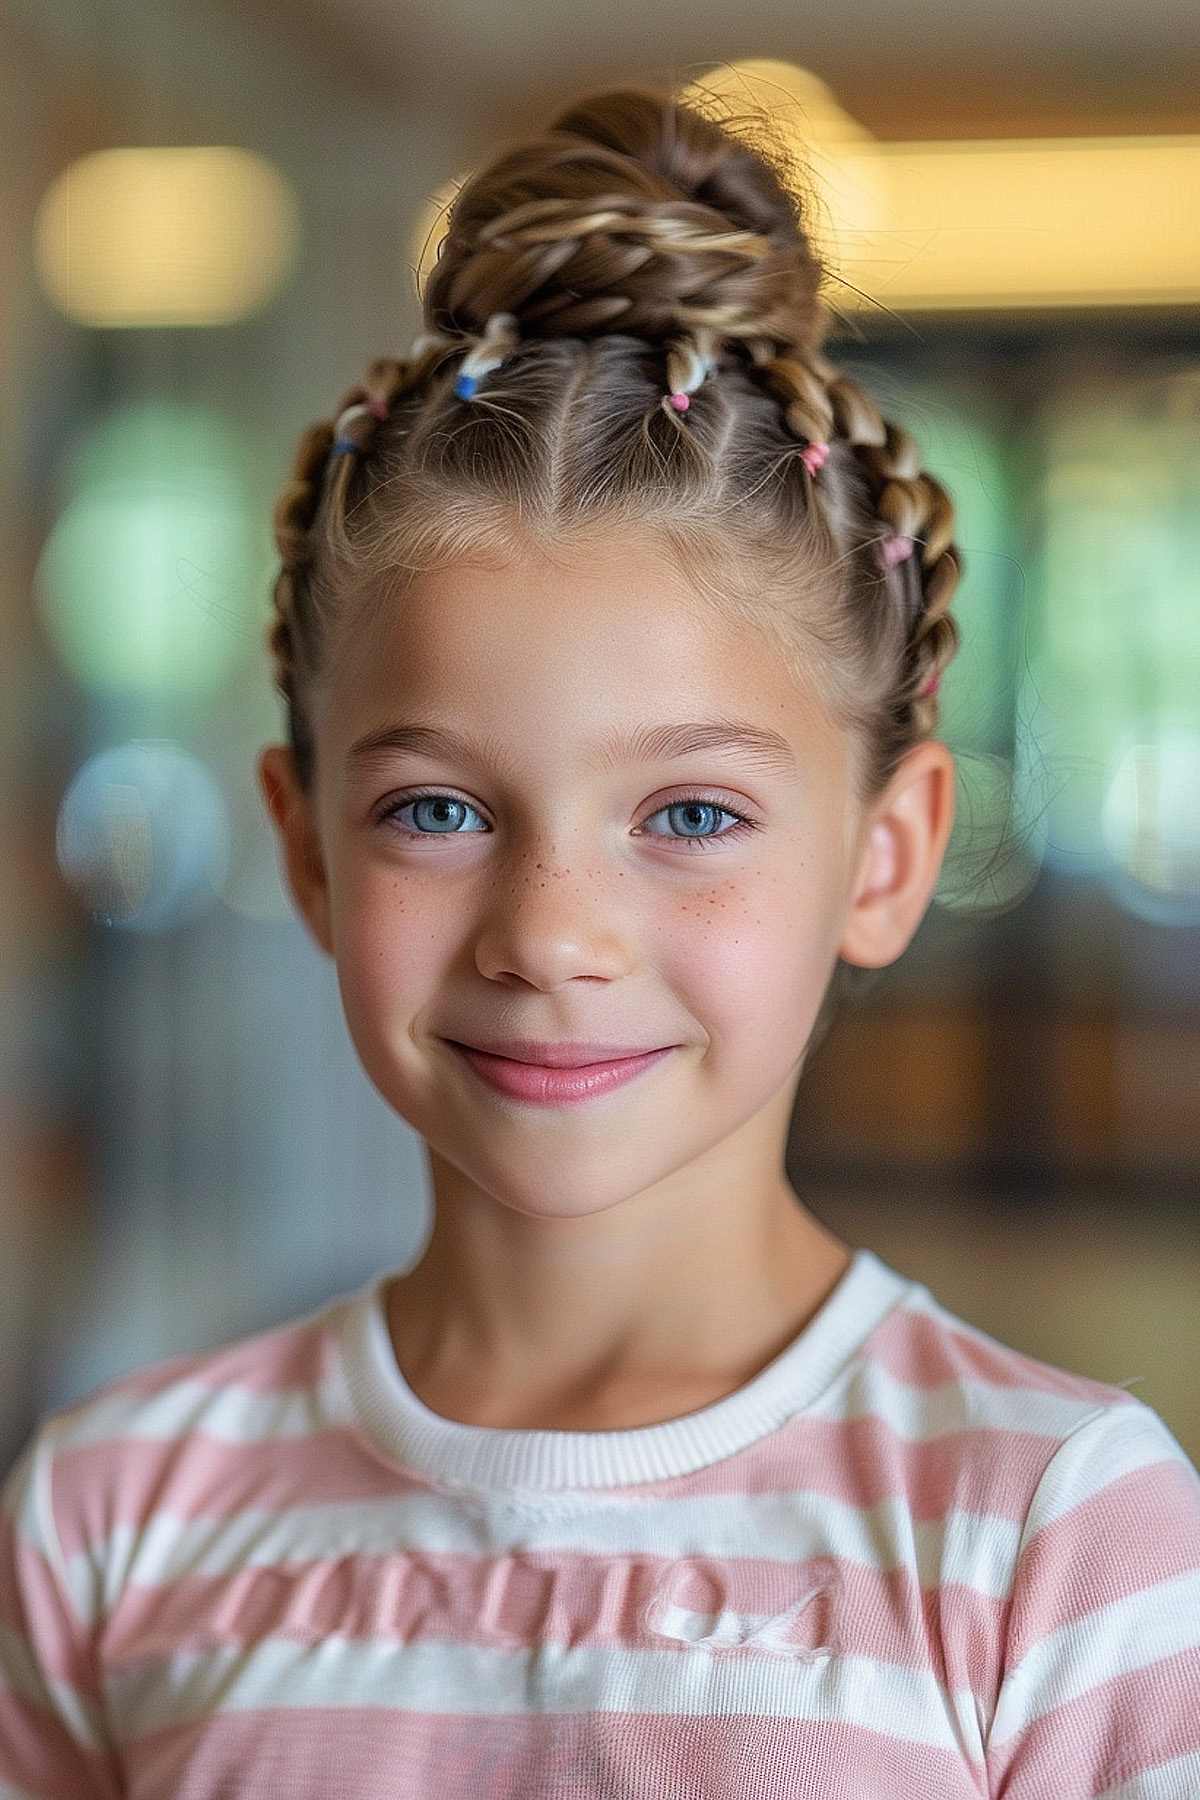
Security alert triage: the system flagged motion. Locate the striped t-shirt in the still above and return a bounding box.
[3,1244,1199,1798]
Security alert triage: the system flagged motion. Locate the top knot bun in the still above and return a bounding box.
[422,85,830,363]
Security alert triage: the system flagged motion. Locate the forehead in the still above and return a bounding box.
[322,534,836,765]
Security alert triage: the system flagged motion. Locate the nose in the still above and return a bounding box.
[471,856,635,989]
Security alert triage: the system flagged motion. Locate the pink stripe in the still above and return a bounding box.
[0,1689,121,1799]
[121,1704,988,1799]
[987,1643,1200,1790]
[52,1427,427,1561]
[69,1317,328,1406]
[54,1410,1066,1561]
[0,1525,120,1796]
[1006,1457,1200,1657]
[0,1533,101,1697]
[102,1546,1006,1700]
[872,1307,1124,1405]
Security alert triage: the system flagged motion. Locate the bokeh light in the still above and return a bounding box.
[35,400,268,702]
[34,147,299,327]
[1026,368,1200,895]
[1100,731,1200,925]
[56,742,231,932]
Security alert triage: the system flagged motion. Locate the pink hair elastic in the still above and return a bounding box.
[881,533,914,566]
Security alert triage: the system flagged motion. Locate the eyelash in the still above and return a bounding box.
[374,789,759,853]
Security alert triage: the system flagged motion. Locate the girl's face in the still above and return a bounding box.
[261,531,949,1227]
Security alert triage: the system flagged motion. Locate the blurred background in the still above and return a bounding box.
[2,0,1198,1479]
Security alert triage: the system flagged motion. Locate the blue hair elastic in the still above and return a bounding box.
[454,372,480,400]
[328,402,377,458]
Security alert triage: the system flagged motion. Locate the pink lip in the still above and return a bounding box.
[448,1041,676,1105]
[449,1038,668,1066]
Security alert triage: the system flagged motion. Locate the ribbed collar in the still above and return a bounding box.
[329,1245,915,1499]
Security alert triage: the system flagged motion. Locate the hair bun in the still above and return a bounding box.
[422,84,828,361]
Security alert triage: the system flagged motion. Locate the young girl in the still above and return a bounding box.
[3,83,1198,1800]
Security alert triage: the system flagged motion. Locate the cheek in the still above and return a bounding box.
[664,870,838,1042]
[326,866,456,1105]
[331,862,450,1016]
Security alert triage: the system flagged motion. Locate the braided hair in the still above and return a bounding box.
[267,83,962,816]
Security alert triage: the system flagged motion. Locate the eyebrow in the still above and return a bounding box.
[346,717,797,777]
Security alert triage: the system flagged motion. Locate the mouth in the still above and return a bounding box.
[445,1039,673,1067]
[444,1040,677,1107]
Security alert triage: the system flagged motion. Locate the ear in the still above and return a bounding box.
[257,745,335,958]
[837,739,956,970]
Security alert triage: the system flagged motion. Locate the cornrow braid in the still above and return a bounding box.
[739,331,961,719]
[266,338,457,781]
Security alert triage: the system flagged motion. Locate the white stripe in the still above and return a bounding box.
[73,1483,1028,1625]
[101,1633,986,1765]
[0,1438,113,1757]
[814,1356,1120,1447]
[45,1365,329,1449]
[0,1623,113,1753]
[1016,1401,1197,1532]
[45,1311,1118,1458]
[989,1568,1200,1745]
[1095,1748,1200,1799]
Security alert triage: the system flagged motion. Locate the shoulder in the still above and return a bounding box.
[1004,1393,1200,1650]
[857,1274,1151,1478]
[42,1288,339,1453]
[2,1289,347,1621]
[859,1274,1194,1540]
[858,1280,1200,1787]
[984,1391,1200,1790]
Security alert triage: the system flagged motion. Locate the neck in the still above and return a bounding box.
[384,1166,852,1431]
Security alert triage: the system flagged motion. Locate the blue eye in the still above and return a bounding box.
[376,791,758,852]
[641,798,757,850]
